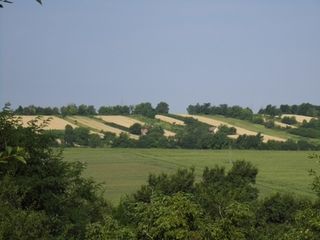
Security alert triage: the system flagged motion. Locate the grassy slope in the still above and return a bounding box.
[63,148,319,203]
[64,116,102,133]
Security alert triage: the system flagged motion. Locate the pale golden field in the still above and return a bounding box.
[274,121,297,129]
[155,114,185,126]
[95,115,144,128]
[163,129,176,137]
[19,115,78,130]
[281,114,315,123]
[67,116,139,140]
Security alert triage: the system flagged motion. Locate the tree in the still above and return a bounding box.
[0,0,42,8]
[134,193,207,240]
[133,102,156,118]
[281,116,297,125]
[64,124,75,146]
[88,134,103,148]
[73,127,90,146]
[155,101,169,114]
[129,123,142,135]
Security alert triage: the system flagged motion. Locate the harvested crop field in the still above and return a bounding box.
[281,114,316,123]
[155,115,185,126]
[18,115,78,130]
[163,129,176,137]
[95,115,144,128]
[67,116,139,139]
[180,114,286,142]
[274,121,297,129]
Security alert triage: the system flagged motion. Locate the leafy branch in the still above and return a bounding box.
[0,0,42,8]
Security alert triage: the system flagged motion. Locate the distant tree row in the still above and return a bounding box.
[187,103,254,120]
[14,102,169,118]
[259,103,320,117]
[98,101,169,118]
[187,102,320,119]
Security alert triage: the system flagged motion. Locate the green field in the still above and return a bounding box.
[63,148,320,203]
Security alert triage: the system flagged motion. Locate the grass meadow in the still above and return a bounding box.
[63,148,320,203]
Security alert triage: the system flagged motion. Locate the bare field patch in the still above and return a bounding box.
[163,129,176,137]
[67,116,139,139]
[19,115,77,130]
[281,114,316,123]
[155,115,185,126]
[274,121,297,129]
[95,115,144,128]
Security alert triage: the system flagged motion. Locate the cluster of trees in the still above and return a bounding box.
[259,103,320,117]
[108,159,320,240]
[64,125,104,147]
[187,103,254,121]
[14,104,97,116]
[14,101,170,118]
[14,105,61,115]
[281,116,297,125]
[2,105,320,239]
[99,102,169,118]
[98,105,131,115]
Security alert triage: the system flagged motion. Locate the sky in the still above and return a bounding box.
[0,0,319,113]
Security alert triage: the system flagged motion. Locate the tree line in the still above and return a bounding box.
[259,103,320,117]
[187,103,254,121]
[14,102,169,118]
[14,102,320,118]
[187,102,320,119]
[1,106,320,239]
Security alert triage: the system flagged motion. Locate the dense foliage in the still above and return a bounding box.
[14,102,170,118]
[259,103,320,117]
[281,116,297,125]
[187,103,254,121]
[0,105,110,239]
[289,119,320,139]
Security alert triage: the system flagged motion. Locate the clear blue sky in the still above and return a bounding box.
[1,0,319,113]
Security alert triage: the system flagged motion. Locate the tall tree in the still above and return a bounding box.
[155,102,169,114]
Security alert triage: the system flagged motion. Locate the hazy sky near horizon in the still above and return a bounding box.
[1,0,319,113]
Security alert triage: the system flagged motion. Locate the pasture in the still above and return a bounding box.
[63,148,320,203]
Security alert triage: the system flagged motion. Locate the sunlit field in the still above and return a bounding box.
[63,148,320,203]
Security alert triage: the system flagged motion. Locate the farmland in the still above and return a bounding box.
[181,114,287,142]
[63,148,320,203]
[202,114,318,143]
[19,115,78,130]
[65,115,139,139]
